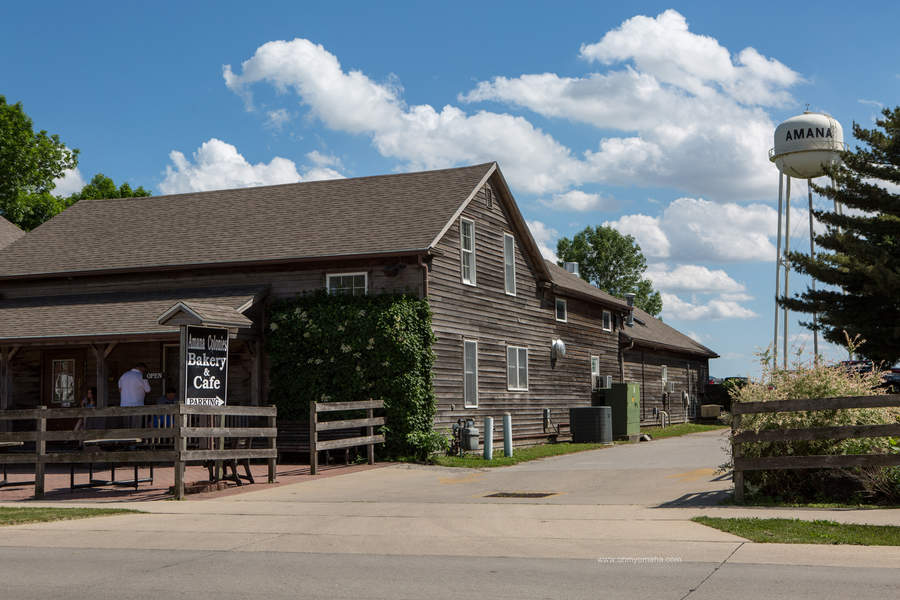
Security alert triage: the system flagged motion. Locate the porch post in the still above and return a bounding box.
[249,339,261,406]
[0,348,7,432]
[0,347,19,432]
[92,343,116,408]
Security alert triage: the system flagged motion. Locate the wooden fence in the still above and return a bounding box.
[0,404,277,500]
[732,394,900,503]
[309,399,384,475]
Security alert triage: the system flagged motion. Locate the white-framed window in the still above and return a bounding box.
[591,355,600,379]
[503,232,516,296]
[602,310,612,332]
[463,340,478,408]
[460,217,476,286]
[555,298,567,322]
[327,272,367,296]
[507,346,528,391]
[661,365,668,383]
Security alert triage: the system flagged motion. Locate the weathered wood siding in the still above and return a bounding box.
[428,180,623,444]
[622,347,709,425]
[0,258,424,301]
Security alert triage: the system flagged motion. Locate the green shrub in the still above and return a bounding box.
[729,353,900,504]
[266,291,437,458]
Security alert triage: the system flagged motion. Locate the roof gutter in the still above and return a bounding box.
[619,332,719,359]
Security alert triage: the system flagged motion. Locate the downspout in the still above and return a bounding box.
[418,254,429,299]
[619,337,633,383]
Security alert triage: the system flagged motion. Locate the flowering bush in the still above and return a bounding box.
[266,291,437,458]
[730,352,900,503]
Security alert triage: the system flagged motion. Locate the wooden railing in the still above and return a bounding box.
[0,404,277,499]
[309,399,385,475]
[731,394,900,503]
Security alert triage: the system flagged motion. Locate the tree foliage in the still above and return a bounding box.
[67,173,151,202]
[556,225,663,316]
[780,107,900,365]
[0,95,78,230]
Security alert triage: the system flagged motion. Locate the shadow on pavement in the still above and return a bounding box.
[654,489,732,507]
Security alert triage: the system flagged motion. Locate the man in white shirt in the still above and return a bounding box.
[119,363,151,427]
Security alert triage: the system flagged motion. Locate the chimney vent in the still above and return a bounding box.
[624,293,635,327]
[564,262,580,277]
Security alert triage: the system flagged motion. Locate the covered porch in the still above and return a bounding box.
[0,287,268,420]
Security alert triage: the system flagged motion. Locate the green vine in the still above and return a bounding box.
[266,291,437,457]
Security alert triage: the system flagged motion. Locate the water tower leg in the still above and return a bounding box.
[808,180,819,362]
[773,170,784,368]
[783,176,791,370]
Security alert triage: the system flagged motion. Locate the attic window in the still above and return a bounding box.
[327,272,367,296]
[555,298,567,322]
[485,186,493,209]
[602,310,612,332]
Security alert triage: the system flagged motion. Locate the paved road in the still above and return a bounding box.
[2,430,899,599]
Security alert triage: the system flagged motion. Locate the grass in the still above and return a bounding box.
[0,507,140,527]
[432,442,615,468]
[692,516,900,546]
[641,423,727,439]
[432,422,726,467]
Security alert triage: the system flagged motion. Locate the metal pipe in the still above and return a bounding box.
[783,176,791,369]
[503,413,513,458]
[483,416,493,461]
[773,170,784,368]
[808,180,819,361]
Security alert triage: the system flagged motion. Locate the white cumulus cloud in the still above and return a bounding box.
[661,292,757,321]
[606,197,818,263]
[52,167,86,197]
[646,263,746,293]
[541,189,616,212]
[526,219,559,261]
[461,9,802,200]
[223,11,804,200]
[159,138,344,194]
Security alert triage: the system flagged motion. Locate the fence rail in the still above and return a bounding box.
[731,394,900,503]
[309,399,385,475]
[0,404,277,499]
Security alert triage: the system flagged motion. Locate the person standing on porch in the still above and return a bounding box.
[118,363,151,428]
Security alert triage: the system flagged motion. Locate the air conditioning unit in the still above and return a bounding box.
[593,375,613,390]
[666,381,676,393]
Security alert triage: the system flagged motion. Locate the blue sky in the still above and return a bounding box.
[3,1,898,376]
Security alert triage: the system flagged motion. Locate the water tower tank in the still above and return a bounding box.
[769,111,845,178]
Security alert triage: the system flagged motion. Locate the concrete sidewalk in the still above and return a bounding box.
[2,431,898,598]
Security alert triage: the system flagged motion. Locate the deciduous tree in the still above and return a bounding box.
[557,225,663,316]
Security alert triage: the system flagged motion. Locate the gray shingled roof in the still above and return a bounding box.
[0,163,495,278]
[543,260,716,358]
[622,306,719,358]
[0,216,24,250]
[544,260,631,311]
[0,288,261,343]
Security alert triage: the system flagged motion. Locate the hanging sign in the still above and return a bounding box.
[184,325,229,406]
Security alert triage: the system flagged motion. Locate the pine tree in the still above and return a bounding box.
[780,107,900,365]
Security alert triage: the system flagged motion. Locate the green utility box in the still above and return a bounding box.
[598,382,640,439]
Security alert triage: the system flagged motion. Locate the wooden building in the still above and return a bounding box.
[0,162,713,443]
[620,304,719,425]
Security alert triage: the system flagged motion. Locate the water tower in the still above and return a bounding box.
[769,110,845,368]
